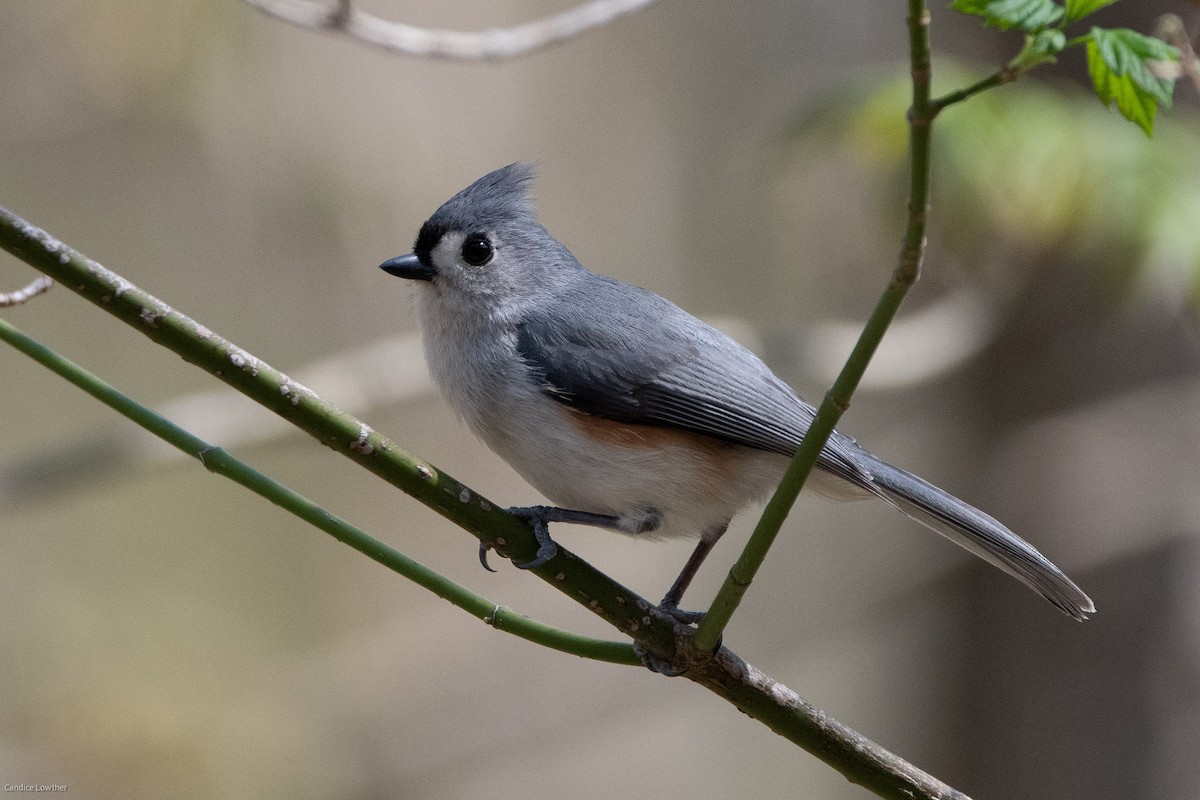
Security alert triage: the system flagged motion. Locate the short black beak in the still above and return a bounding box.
[379,253,435,281]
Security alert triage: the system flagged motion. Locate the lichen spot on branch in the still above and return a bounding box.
[228,348,261,377]
[350,423,375,455]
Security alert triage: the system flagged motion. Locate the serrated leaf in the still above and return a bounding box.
[1087,39,1156,133]
[952,0,1065,31]
[1087,28,1178,129]
[1094,28,1179,97]
[1064,0,1118,22]
[993,0,1066,30]
[1086,28,1178,135]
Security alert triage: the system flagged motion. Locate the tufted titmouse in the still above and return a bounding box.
[380,164,1094,621]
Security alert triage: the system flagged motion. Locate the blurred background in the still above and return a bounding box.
[2,1,1200,798]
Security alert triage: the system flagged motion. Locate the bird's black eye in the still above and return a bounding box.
[461,234,493,267]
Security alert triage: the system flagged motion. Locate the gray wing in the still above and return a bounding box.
[514,276,870,485]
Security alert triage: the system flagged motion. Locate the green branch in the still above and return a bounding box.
[931,65,1019,113]
[0,205,678,656]
[693,0,936,652]
[0,205,970,799]
[0,314,639,665]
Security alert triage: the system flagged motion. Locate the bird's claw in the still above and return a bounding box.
[477,506,561,572]
[478,542,498,573]
[513,538,558,569]
[633,606,724,675]
[657,602,722,652]
[659,605,706,626]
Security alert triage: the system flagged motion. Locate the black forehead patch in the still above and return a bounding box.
[413,222,446,266]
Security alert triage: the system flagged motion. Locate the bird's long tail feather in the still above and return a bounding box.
[851,453,1094,620]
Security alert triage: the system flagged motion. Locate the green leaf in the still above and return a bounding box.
[1064,0,1119,22]
[950,0,992,16]
[951,0,1065,31]
[1086,27,1179,135]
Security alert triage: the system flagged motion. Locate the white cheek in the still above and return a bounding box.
[431,232,465,273]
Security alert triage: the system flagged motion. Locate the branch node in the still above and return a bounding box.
[349,422,376,455]
[197,445,224,471]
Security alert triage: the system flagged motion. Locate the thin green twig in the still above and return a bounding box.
[0,314,639,666]
[930,66,1018,113]
[694,0,936,652]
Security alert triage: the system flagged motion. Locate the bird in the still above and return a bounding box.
[379,163,1094,622]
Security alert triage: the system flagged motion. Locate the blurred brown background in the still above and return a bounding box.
[2,1,1200,798]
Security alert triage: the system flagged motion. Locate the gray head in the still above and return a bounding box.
[380,164,582,313]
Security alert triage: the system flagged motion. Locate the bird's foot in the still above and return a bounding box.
[633,641,686,676]
[479,505,627,571]
[658,602,706,627]
[475,506,562,570]
[505,506,561,568]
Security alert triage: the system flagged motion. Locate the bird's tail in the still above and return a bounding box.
[852,453,1095,620]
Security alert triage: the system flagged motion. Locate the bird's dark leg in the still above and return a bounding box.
[483,505,625,570]
[632,524,729,676]
[658,523,728,626]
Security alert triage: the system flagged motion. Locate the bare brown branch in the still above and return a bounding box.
[242,0,660,60]
[0,275,52,307]
[1153,14,1200,94]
